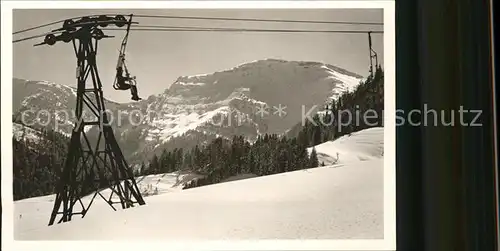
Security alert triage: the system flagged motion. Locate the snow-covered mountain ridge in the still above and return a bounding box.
[13,59,364,163]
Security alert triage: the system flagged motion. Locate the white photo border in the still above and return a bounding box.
[1,1,396,250]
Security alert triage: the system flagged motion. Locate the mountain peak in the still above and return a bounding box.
[167,58,363,102]
[175,58,362,83]
[13,59,365,164]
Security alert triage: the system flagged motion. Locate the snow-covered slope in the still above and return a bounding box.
[13,59,364,163]
[14,127,384,240]
[14,170,202,236]
[15,160,383,240]
[308,127,384,166]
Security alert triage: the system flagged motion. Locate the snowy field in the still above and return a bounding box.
[14,127,385,240]
[308,127,384,166]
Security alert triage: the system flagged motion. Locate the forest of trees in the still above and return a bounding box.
[12,65,384,199]
[12,126,69,200]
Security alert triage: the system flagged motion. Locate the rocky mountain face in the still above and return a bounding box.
[12,59,363,164]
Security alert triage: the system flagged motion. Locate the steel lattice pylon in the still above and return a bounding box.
[38,15,146,226]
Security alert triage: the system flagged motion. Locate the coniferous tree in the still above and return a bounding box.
[150,155,160,174]
[309,147,319,168]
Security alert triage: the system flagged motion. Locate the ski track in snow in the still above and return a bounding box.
[14,127,384,240]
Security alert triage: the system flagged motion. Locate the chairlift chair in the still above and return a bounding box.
[112,15,141,101]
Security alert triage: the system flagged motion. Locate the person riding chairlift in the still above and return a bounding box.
[115,65,141,101]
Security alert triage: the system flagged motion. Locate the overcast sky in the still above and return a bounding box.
[13,9,383,103]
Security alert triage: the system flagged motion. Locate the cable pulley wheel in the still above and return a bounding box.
[99,15,109,27]
[60,32,72,43]
[115,15,127,27]
[44,34,57,46]
[63,19,74,29]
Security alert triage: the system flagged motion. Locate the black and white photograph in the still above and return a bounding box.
[3,1,395,250]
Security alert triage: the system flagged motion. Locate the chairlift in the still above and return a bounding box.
[113,15,141,101]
